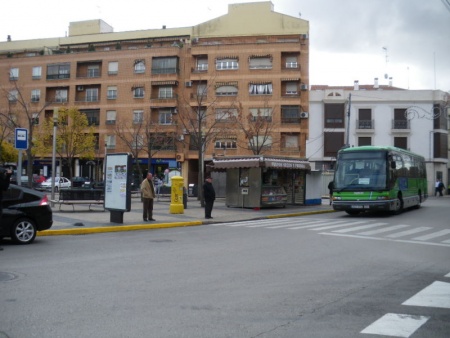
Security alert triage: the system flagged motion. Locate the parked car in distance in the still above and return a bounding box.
[72,176,90,187]
[36,177,71,192]
[1,185,53,244]
[81,181,105,189]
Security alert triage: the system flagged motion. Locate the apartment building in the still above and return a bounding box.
[308,80,450,196]
[0,2,309,185]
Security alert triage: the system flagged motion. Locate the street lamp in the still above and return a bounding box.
[50,108,59,206]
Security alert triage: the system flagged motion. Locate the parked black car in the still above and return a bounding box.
[1,185,53,244]
[72,176,89,188]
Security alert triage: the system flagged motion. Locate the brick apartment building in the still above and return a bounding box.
[0,1,309,186]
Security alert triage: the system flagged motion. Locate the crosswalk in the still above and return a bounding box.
[209,218,450,247]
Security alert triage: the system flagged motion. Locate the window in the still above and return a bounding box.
[8,90,18,102]
[250,136,272,149]
[358,137,371,146]
[324,132,345,157]
[196,58,208,71]
[250,108,273,122]
[133,135,144,149]
[47,63,70,79]
[32,66,42,79]
[285,56,298,68]
[31,89,40,102]
[159,86,173,99]
[393,108,409,129]
[86,88,98,102]
[434,133,447,158]
[32,113,39,125]
[197,83,207,97]
[216,58,238,70]
[282,134,299,149]
[9,68,19,80]
[82,109,100,126]
[358,109,373,129]
[249,83,272,95]
[285,82,298,95]
[107,86,117,100]
[108,61,118,75]
[152,57,178,74]
[215,108,238,121]
[394,136,407,150]
[158,109,172,125]
[87,65,100,78]
[133,110,144,124]
[215,138,237,149]
[133,87,144,98]
[106,135,116,149]
[249,56,272,69]
[55,89,68,103]
[281,105,300,123]
[134,60,145,73]
[106,110,117,125]
[215,84,238,96]
[324,103,345,128]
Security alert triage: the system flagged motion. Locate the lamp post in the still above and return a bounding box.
[50,108,59,206]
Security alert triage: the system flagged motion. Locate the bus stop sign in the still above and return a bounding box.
[15,128,28,150]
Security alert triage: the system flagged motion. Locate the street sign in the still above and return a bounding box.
[14,128,28,150]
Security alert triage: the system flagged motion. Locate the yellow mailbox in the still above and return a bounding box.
[169,176,184,214]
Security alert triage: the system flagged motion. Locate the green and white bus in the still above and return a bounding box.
[332,146,427,215]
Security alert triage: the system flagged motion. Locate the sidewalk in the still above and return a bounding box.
[40,195,335,236]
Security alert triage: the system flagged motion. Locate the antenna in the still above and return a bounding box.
[382,47,389,79]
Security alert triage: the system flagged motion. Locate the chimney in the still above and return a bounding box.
[7,35,11,42]
[389,77,393,87]
[354,80,359,90]
[374,77,379,89]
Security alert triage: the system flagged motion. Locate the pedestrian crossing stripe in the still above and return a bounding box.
[361,313,429,337]
[402,281,450,309]
[209,218,450,247]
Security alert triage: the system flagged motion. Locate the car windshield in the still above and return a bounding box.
[44,177,59,183]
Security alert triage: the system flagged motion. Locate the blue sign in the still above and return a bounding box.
[15,128,28,150]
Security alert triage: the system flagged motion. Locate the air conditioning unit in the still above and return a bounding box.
[185,81,192,87]
[300,84,308,91]
[192,38,199,44]
[178,134,184,141]
[183,128,189,135]
[300,112,309,119]
[77,86,84,91]
[176,153,185,162]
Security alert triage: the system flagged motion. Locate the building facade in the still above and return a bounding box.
[308,81,450,196]
[0,2,309,187]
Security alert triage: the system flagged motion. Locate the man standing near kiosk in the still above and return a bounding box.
[141,172,156,221]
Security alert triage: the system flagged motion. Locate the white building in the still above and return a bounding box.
[307,81,449,196]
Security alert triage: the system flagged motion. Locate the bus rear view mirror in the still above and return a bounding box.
[390,161,396,169]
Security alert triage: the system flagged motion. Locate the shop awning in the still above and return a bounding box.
[212,156,311,170]
[151,80,178,86]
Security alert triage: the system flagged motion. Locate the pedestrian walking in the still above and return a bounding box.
[435,179,444,197]
[328,180,334,205]
[141,172,156,221]
[0,167,12,251]
[203,176,215,219]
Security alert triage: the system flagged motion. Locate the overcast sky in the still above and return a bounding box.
[1,0,449,91]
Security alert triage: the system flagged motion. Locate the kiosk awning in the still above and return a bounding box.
[212,156,311,171]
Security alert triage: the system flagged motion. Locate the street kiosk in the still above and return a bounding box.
[212,156,311,209]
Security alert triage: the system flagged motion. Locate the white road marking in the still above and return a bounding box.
[361,313,429,337]
[358,224,410,236]
[402,281,450,309]
[445,272,450,278]
[308,221,367,231]
[385,227,432,238]
[412,229,450,241]
[332,222,388,233]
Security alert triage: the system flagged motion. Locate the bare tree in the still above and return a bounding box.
[0,77,53,187]
[232,103,281,155]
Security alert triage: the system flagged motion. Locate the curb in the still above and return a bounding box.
[37,209,335,237]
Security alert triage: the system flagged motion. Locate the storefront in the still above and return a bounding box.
[212,156,311,208]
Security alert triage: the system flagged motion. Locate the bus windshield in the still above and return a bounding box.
[334,151,388,191]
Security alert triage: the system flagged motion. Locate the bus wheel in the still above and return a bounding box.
[392,194,404,214]
[345,210,360,215]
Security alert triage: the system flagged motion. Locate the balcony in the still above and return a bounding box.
[392,119,410,131]
[356,119,374,130]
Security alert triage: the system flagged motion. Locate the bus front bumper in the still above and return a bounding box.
[332,199,397,212]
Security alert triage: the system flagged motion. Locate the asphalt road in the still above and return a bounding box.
[1,198,449,338]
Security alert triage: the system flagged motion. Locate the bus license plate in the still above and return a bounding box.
[351,205,364,209]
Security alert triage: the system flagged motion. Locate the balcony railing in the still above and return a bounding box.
[392,119,410,129]
[357,119,374,129]
[281,117,301,124]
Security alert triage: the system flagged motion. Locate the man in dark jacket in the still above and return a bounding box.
[203,176,215,219]
[0,167,12,251]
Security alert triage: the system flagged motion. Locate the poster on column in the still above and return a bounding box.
[104,153,132,212]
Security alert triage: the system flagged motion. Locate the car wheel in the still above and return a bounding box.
[11,218,37,245]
